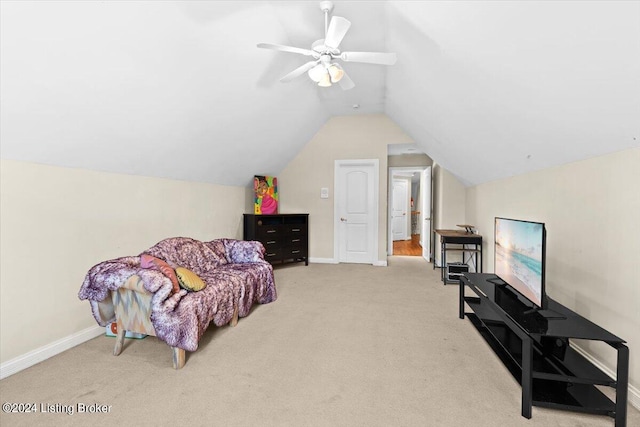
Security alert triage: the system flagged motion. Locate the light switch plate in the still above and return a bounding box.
[320,187,329,199]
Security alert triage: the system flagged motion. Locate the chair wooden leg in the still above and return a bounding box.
[113,320,125,356]
[172,347,185,369]
[230,304,239,327]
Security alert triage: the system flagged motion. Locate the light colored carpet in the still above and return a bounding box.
[0,257,637,426]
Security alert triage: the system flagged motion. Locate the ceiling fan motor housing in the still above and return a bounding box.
[319,1,334,13]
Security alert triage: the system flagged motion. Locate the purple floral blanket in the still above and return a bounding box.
[78,238,276,351]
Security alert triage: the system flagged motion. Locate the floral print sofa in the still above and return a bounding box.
[78,237,277,368]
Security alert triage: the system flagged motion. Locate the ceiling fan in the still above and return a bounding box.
[257,1,397,90]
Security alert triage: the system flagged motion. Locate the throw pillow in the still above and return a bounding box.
[224,239,263,263]
[140,254,180,294]
[175,267,207,292]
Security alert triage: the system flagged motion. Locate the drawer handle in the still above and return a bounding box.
[291,239,300,243]
[291,250,300,254]
[266,240,276,244]
[267,253,276,257]
[266,230,276,233]
[291,228,300,232]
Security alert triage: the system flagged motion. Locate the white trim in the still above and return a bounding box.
[420,166,432,262]
[0,325,103,380]
[334,159,379,264]
[312,257,385,266]
[308,257,338,264]
[570,342,640,411]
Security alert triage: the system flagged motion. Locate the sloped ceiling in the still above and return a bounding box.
[1,1,639,187]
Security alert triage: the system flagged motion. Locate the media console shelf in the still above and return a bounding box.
[459,273,628,426]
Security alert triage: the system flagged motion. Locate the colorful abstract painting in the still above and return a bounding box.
[254,176,278,214]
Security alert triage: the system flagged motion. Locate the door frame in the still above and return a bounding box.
[387,166,431,257]
[334,159,380,265]
[420,166,432,262]
[391,177,411,241]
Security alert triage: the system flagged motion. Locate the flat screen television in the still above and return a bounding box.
[494,217,546,309]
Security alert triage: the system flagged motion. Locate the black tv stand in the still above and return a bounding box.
[460,273,628,426]
[523,307,566,320]
[487,274,567,320]
[487,276,507,286]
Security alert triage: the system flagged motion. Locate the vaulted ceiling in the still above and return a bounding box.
[1,1,639,187]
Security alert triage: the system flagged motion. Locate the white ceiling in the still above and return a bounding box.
[1,1,639,187]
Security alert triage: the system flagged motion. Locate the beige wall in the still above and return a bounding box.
[465,147,640,397]
[278,114,413,262]
[433,164,467,266]
[0,159,248,363]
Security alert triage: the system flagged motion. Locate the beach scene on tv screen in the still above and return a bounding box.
[495,219,543,306]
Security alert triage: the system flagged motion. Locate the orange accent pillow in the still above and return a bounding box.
[140,254,180,293]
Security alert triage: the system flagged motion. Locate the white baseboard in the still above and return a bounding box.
[0,325,104,380]
[308,257,338,264]
[309,258,387,267]
[570,342,640,411]
[308,258,387,266]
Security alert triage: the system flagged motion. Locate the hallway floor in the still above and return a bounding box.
[392,234,422,256]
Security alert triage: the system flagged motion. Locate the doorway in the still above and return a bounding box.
[388,166,432,261]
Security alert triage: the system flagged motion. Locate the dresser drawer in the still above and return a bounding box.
[284,224,307,236]
[263,247,282,262]
[260,236,281,250]
[282,247,306,260]
[256,225,283,239]
[283,235,307,247]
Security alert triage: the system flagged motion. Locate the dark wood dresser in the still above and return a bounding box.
[243,214,309,266]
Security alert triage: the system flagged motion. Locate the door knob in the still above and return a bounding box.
[340,217,347,222]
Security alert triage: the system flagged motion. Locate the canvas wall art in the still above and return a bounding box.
[254,175,278,214]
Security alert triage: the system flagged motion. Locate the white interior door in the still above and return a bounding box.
[391,178,409,241]
[335,160,378,264]
[420,167,432,261]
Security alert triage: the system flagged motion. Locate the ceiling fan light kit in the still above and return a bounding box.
[257,1,396,90]
[328,63,344,83]
[308,63,326,83]
[318,72,332,87]
[307,59,344,84]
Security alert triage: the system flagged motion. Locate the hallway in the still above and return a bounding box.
[392,234,422,256]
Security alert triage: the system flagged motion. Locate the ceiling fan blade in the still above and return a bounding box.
[257,43,316,57]
[340,51,397,65]
[338,71,355,91]
[280,60,320,83]
[324,16,351,49]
